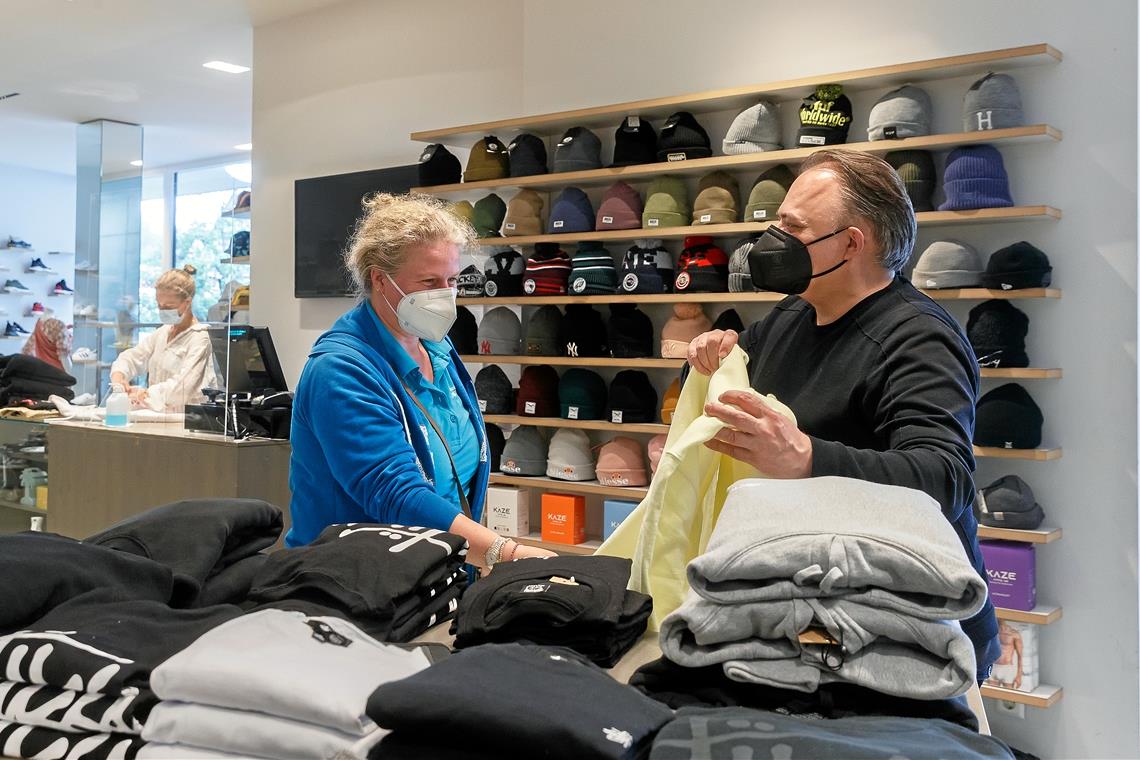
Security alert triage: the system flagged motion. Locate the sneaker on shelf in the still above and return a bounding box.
[72,392,97,406]
[71,347,97,363]
[26,258,54,273]
[6,322,28,337]
[75,260,94,271]
[26,303,44,316]
[5,237,31,250]
[53,279,73,295]
[76,303,98,318]
[3,280,31,294]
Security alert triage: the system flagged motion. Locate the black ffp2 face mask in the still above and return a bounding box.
[748,225,849,294]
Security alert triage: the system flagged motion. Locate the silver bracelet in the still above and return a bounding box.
[485,536,509,567]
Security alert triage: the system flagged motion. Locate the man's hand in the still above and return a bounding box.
[704,390,812,478]
[687,329,739,375]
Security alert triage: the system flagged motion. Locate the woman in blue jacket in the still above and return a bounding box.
[287,193,554,567]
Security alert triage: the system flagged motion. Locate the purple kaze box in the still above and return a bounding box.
[979,540,1036,611]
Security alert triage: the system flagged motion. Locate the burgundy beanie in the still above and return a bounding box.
[516,364,560,417]
[596,181,644,230]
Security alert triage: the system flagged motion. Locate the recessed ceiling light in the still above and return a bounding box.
[203,61,250,74]
[129,160,143,167]
[233,143,252,151]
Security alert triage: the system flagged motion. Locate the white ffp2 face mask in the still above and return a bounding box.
[158,308,182,325]
[385,274,457,343]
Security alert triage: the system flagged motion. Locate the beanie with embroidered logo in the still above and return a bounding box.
[525,305,565,356]
[620,239,675,294]
[553,126,603,173]
[559,304,608,358]
[886,150,936,212]
[478,306,522,355]
[660,378,681,425]
[612,116,658,167]
[516,364,560,417]
[606,370,658,424]
[548,187,595,234]
[723,101,782,154]
[964,72,1024,132]
[967,299,1030,368]
[657,111,712,161]
[744,164,795,222]
[867,85,933,141]
[568,242,618,295]
[596,181,643,230]
[457,264,486,297]
[938,145,1014,211]
[728,236,761,292]
[475,365,514,414]
[503,189,545,237]
[417,144,461,186]
[508,133,548,177]
[523,243,572,295]
[608,304,654,358]
[797,84,853,146]
[643,176,690,229]
[660,303,711,359]
[546,428,596,481]
[674,236,729,293]
[464,136,510,182]
[448,305,478,354]
[974,383,1043,450]
[500,425,547,476]
[559,368,607,421]
[647,434,666,474]
[975,474,1045,530]
[911,240,984,289]
[981,241,1052,290]
[692,171,740,226]
[482,247,525,297]
[472,193,506,237]
[485,423,505,473]
[596,437,648,487]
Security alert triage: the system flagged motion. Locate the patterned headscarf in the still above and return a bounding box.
[22,318,70,371]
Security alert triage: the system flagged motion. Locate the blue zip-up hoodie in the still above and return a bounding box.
[286,301,489,547]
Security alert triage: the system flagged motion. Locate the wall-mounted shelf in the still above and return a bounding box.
[490,473,648,500]
[976,525,1061,544]
[459,288,1062,307]
[0,498,46,515]
[222,209,250,220]
[979,368,1062,379]
[995,604,1062,626]
[974,446,1062,461]
[221,255,251,265]
[513,533,602,556]
[981,683,1063,709]
[485,414,667,435]
[462,354,681,369]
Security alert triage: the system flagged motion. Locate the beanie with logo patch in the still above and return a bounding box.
[500,425,548,476]
[523,243,572,295]
[974,383,1043,450]
[503,189,545,237]
[660,378,681,425]
[963,72,1024,132]
[674,236,729,293]
[967,299,1030,369]
[559,304,608,358]
[568,242,618,295]
[417,144,462,186]
[559,368,607,421]
[457,264,486,297]
[478,306,522,355]
[553,126,603,173]
[548,187,595,234]
[475,365,514,414]
[723,101,782,154]
[606,370,658,424]
[911,240,984,289]
[596,181,643,230]
[525,305,564,356]
[657,111,712,161]
[546,428,596,482]
[797,84,853,146]
[744,164,795,222]
[516,364,560,417]
[867,85,933,141]
[596,437,648,487]
[975,474,1044,530]
[508,133,548,177]
[643,176,690,229]
[619,239,674,294]
[660,303,711,359]
[482,247,526,297]
[612,116,658,167]
[938,145,1014,211]
[981,241,1052,290]
[464,136,510,182]
[692,171,740,225]
[607,304,654,359]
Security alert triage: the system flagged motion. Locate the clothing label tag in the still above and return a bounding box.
[553,220,564,228]
[1000,283,1013,290]
[525,401,536,414]
[884,126,898,139]
[478,399,487,412]
[601,215,614,224]
[548,575,579,586]
[753,209,767,219]
[567,406,579,420]
[505,222,516,230]
[627,115,641,129]
[666,152,687,162]
[611,410,623,423]
[561,135,573,144]
[699,213,712,223]
[799,135,826,146]
[647,218,660,227]
[522,583,549,593]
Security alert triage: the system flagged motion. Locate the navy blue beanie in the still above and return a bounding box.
[938,145,1014,211]
[548,187,595,234]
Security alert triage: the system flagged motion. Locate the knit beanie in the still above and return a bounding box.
[516,364,560,417]
[974,383,1043,450]
[620,239,675,294]
[712,308,744,334]
[482,247,525,296]
[660,303,711,358]
[558,368,607,420]
[457,263,486,297]
[657,111,712,161]
[607,304,654,358]
[546,428,596,481]
[596,437,648,487]
[967,299,1030,368]
[417,144,461,186]
[692,171,740,225]
[508,133,548,177]
[938,145,1014,211]
[472,193,506,238]
[523,243,572,295]
[475,365,513,414]
[647,434,666,474]
[448,200,475,225]
[500,425,547,476]
[568,242,618,295]
[548,187,595,234]
[867,85,933,141]
[606,370,658,424]
[477,306,522,355]
[553,126,603,173]
[728,236,761,292]
[643,176,690,229]
[502,189,544,237]
[447,305,478,354]
[964,72,1024,132]
[723,101,782,154]
[674,236,729,293]
[975,474,1045,530]
[981,241,1052,290]
[911,240,984,289]
[660,378,680,424]
[596,181,643,230]
[485,423,505,473]
[612,116,658,167]
[525,305,565,356]
[885,150,936,212]
[559,303,608,357]
[745,164,795,222]
[797,84,853,146]
[464,136,510,182]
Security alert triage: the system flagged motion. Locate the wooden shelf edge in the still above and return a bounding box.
[976,525,1061,544]
[514,533,601,556]
[925,288,1061,300]
[0,499,47,515]
[995,604,1062,625]
[490,473,649,500]
[458,288,1061,306]
[979,368,1062,379]
[484,415,668,435]
[974,446,1062,461]
[981,683,1063,708]
[461,355,683,369]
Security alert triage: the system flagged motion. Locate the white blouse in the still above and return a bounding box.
[110,322,220,412]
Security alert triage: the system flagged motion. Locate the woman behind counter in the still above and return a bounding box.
[287,193,555,567]
[110,265,219,413]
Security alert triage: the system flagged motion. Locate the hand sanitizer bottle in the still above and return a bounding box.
[105,384,129,427]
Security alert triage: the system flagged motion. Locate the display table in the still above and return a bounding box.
[44,419,292,540]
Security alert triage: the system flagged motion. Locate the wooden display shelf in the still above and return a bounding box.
[513,533,601,556]
[473,207,1061,247]
[979,368,1062,379]
[221,255,251,265]
[414,125,1061,194]
[981,683,1063,709]
[0,498,46,515]
[490,473,649,500]
[974,446,1062,461]
[412,44,1061,144]
[461,354,682,369]
[458,288,1062,306]
[977,525,1062,544]
[925,288,1061,300]
[485,414,668,435]
[222,208,250,220]
[995,604,1062,625]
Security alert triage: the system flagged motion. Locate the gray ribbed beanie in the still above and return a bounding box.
[963,72,1023,132]
[911,240,984,289]
[478,306,522,355]
[723,101,782,154]
[868,85,933,141]
[500,425,548,476]
[546,428,596,481]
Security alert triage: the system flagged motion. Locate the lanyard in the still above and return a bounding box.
[400,381,474,520]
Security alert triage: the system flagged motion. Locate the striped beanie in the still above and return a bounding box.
[568,242,618,295]
[522,243,572,295]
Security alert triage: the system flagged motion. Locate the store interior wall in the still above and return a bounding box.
[251,1,1138,757]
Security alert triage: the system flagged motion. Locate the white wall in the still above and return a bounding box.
[253,2,1138,757]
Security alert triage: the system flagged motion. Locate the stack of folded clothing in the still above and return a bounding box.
[246,522,469,642]
[0,354,75,406]
[144,609,435,759]
[366,643,673,759]
[659,476,988,701]
[450,555,651,667]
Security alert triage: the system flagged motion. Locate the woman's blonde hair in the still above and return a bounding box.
[155,264,197,300]
[344,192,474,295]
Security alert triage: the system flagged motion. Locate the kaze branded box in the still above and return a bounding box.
[541,492,586,545]
[485,486,530,538]
[979,540,1036,611]
[603,499,638,541]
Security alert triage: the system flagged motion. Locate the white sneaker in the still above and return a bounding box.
[71,347,97,363]
[71,392,97,406]
[76,304,97,318]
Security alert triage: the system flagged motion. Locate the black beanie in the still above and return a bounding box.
[474,365,514,415]
[612,116,658,167]
[657,111,712,161]
[508,133,549,177]
[967,300,1029,368]
[606,370,658,424]
[447,305,478,354]
[975,474,1045,530]
[982,241,1053,290]
[974,383,1043,449]
[559,304,608,357]
[417,144,461,186]
[485,423,506,473]
[608,304,654,358]
[711,308,745,333]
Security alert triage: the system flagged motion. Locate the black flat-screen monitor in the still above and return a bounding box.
[210,326,289,395]
[294,165,419,298]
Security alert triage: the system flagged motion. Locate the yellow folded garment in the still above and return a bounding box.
[0,407,60,420]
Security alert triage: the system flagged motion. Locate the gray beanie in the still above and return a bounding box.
[524,305,563,356]
[723,101,782,154]
[500,425,547,476]
[546,428,596,482]
[474,365,513,414]
[478,306,522,355]
[911,240,984,289]
[728,237,759,293]
[963,72,1023,132]
[867,85,933,141]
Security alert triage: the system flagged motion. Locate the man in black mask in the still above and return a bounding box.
[686,148,999,684]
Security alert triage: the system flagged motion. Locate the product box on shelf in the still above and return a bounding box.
[979,540,1036,611]
[985,620,1039,693]
[486,486,529,538]
[602,499,638,541]
[541,492,586,545]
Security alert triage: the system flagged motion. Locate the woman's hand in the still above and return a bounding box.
[511,543,557,560]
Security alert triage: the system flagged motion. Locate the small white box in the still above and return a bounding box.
[486,486,530,538]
